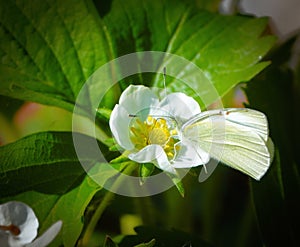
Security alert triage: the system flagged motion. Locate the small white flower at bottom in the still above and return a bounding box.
[0,201,62,247]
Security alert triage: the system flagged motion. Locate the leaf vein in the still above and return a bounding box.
[13,0,75,98]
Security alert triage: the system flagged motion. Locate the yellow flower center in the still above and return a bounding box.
[129,116,180,159]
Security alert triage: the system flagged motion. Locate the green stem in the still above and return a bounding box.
[79,190,115,246]
[78,162,137,246]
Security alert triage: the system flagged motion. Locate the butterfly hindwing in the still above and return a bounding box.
[181,108,272,180]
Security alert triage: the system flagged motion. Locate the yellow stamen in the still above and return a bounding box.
[129,115,180,160]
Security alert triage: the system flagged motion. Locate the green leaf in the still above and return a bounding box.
[0,0,116,112]
[110,154,131,164]
[109,143,123,152]
[151,16,275,107]
[245,38,300,246]
[0,131,115,197]
[1,166,102,247]
[193,0,222,12]
[0,0,275,115]
[96,107,112,121]
[103,0,275,107]
[250,151,295,246]
[139,163,155,185]
[0,131,109,197]
[169,174,185,198]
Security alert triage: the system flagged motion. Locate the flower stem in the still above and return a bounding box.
[79,190,114,246]
[78,162,137,246]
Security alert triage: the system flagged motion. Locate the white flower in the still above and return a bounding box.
[109,85,209,174]
[0,201,62,247]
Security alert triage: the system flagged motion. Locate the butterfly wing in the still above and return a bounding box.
[181,108,273,180]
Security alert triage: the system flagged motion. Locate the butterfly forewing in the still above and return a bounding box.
[181,108,272,180]
[223,108,269,142]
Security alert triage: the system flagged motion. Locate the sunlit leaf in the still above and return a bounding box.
[0,0,275,115]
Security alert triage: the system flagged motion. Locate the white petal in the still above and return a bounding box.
[109,104,134,150]
[172,141,210,168]
[0,232,9,247]
[129,145,176,174]
[119,85,159,115]
[25,221,62,247]
[158,93,201,123]
[1,231,22,247]
[0,201,38,245]
[8,239,23,247]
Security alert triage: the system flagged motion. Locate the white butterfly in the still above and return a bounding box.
[179,108,274,181]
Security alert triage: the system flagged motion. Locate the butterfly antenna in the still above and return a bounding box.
[162,66,179,129]
[163,66,172,113]
[163,67,167,99]
[163,66,174,119]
